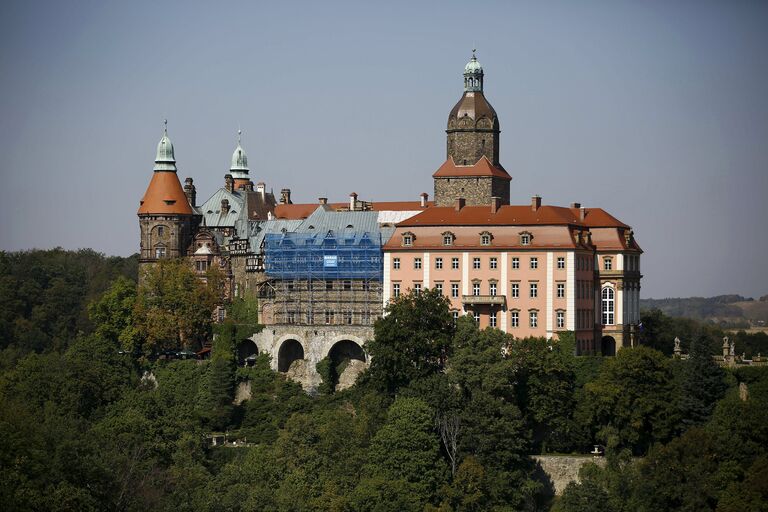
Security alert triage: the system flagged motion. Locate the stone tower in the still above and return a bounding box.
[433,52,511,207]
[137,123,199,280]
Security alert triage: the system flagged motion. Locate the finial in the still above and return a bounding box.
[237,128,242,145]
[163,118,168,135]
[472,48,477,58]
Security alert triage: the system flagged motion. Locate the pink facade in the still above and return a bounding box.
[383,201,642,354]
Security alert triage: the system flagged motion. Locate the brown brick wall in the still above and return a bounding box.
[434,176,509,207]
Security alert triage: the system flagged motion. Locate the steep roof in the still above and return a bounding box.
[199,188,245,227]
[432,156,511,180]
[397,204,629,229]
[138,171,194,215]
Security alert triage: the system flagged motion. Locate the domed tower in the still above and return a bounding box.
[230,129,253,191]
[433,51,511,206]
[137,122,198,279]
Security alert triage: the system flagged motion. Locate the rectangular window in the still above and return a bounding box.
[481,234,491,246]
[557,257,565,269]
[557,311,565,329]
[343,311,353,325]
[530,283,538,298]
[556,283,564,298]
[155,247,166,259]
[604,257,612,270]
[287,311,296,324]
[325,311,335,325]
[414,283,422,295]
[393,283,400,298]
[512,257,519,269]
[489,283,497,296]
[473,312,480,323]
[157,226,164,237]
[490,311,497,328]
[451,283,459,298]
[403,235,413,246]
[435,257,443,270]
[490,257,498,269]
[326,280,333,290]
[511,311,519,328]
[472,282,481,296]
[286,280,295,291]
[393,257,400,270]
[452,311,459,323]
[511,283,519,298]
[473,257,481,270]
[435,282,443,294]
[414,257,422,270]
[530,311,538,328]
[343,280,352,290]
[530,257,538,270]
[452,257,460,269]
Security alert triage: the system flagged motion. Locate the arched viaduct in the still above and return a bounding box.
[240,326,373,392]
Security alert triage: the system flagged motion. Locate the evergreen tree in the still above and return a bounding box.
[678,335,727,430]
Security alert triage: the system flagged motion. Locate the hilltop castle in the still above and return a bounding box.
[138,53,642,390]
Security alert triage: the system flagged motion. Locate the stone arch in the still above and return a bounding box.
[277,338,305,372]
[237,339,258,365]
[601,336,616,357]
[328,339,366,365]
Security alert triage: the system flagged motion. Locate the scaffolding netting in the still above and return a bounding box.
[264,232,383,280]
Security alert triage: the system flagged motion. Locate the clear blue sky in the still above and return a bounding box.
[1,0,766,299]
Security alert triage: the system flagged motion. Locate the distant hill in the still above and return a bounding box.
[640,294,768,328]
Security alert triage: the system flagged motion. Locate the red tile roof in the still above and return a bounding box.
[397,204,629,229]
[138,171,193,215]
[432,156,511,180]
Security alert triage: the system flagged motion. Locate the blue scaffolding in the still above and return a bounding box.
[264,231,383,280]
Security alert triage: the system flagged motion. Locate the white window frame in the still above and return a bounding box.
[530,257,538,270]
[435,257,443,270]
[530,282,538,298]
[473,257,481,270]
[490,257,498,269]
[602,286,615,325]
[530,310,538,328]
[512,257,520,269]
[557,283,565,298]
[452,257,460,270]
[393,257,400,270]
[511,311,519,328]
[511,282,519,298]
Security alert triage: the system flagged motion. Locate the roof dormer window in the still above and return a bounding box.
[519,231,533,246]
[402,232,415,247]
[480,231,492,246]
[442,231,455,246]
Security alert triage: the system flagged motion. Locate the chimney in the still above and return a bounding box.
[580,207,586,221]
[531,195,541,211]
[183,177,196,207]
[455,197,465,211]
[490,196,501,214]
[280,188,292,204]
[256,181,266,199]
[221,199,230,214]
[224,174,234,193]
[349,192,358,211]
[420,192,428,208]
[319,197,328,205]
[570,202,581,209]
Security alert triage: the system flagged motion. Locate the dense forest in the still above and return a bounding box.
[640,295,768,328]
[1,249,767,511]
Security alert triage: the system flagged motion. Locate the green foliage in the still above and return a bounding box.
[577,346,678,454]
[678,335,728,430]
[364,288,454,393]
[88,276,140,351]
[0,249,137,364]
[134,259,220,352]
[365,397,448,505]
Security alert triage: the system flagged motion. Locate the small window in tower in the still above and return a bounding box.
[158,226,164,237]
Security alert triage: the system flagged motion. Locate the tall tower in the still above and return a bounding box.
[433,51,511,206]
[137,123,198,278]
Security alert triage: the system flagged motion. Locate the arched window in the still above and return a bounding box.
[601,287,615,325]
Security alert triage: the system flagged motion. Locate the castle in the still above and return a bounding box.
[138,53,642,390]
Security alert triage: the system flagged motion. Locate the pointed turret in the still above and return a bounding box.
[230,129,252,190]
[137,122,198,274]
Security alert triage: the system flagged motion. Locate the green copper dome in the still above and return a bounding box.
[463,50,484,92]
[153,122,177,172]
[230,130,250,178]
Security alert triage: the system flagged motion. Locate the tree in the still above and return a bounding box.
[364,288,454,393]
[88,276,140,351]
[133,259,220,352]
[577,346,678,454]
[365,397,448,505]
[678,335,727,430]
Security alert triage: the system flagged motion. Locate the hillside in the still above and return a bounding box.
[640,295,768,328]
